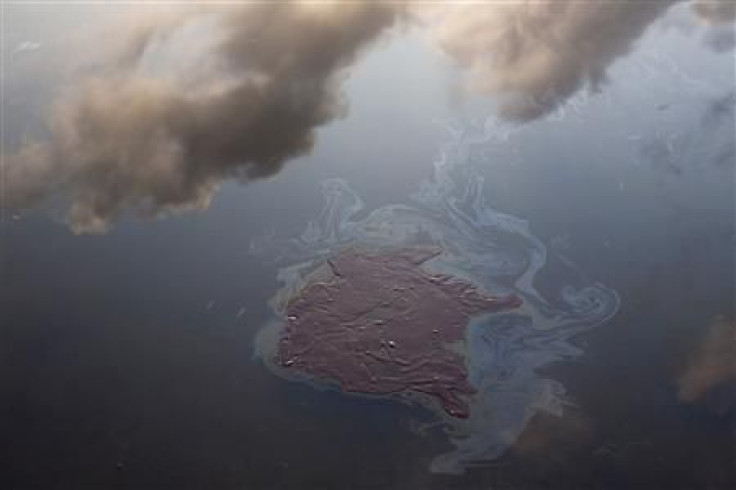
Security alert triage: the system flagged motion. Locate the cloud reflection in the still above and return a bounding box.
[5,0,727,232]
[678,317,736,403]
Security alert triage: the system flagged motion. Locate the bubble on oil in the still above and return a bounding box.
[254,118,619,474]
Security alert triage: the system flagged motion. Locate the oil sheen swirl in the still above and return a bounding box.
[256,121,619,474]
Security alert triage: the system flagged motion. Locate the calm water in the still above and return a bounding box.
[1,4,734,489]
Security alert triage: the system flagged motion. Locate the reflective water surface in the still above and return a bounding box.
[1,2,734,489]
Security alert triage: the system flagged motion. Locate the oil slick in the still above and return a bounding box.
[254,122,619,474]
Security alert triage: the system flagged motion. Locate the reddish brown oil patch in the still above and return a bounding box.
[275,247,522,418]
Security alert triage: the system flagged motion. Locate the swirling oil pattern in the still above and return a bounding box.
[256,120,620,474]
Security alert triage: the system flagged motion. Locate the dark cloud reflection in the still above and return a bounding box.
[4,1,730,232]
